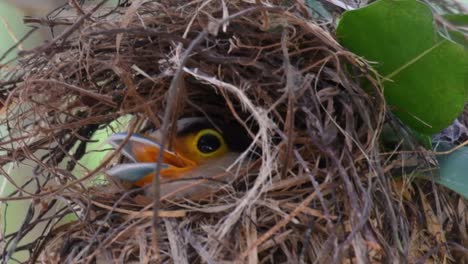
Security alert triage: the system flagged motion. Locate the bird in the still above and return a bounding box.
[105,117,251,199]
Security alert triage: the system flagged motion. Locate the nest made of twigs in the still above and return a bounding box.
[0,1,466,263]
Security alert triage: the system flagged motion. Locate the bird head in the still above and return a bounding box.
[105,117,251,198]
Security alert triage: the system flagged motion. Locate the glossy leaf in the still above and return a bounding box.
[442,14,468,47]
[431,143,468,199]
[443,14,468,26]
[336,0,468,134]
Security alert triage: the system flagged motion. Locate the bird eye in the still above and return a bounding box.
[197,133,222,153]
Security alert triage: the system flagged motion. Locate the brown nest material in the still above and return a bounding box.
[0,0,466,263]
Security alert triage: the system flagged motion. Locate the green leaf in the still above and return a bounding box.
[430,143,468,199]
[0,2,43,65]
[336,0,468,135]
[71,114,133,184]
[441,14,468,47]
[445,30,468,47]
[443,14,468,26]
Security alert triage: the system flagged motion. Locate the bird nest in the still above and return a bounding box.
[0,1,466,263]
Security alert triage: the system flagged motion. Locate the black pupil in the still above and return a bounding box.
[197,134,221,153]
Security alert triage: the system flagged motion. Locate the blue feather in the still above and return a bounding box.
[106,133,164,162]
[106,163,169,182]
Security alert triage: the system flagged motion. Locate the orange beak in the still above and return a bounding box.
[105,133,197,186]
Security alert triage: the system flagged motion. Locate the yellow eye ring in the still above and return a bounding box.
[192,128,228,158]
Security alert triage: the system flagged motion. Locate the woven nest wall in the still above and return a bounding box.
[0,1,466,263]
